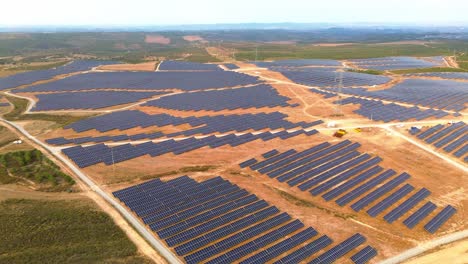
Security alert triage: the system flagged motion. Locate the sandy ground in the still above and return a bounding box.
[403,239,468,264]
[145,35,171,45]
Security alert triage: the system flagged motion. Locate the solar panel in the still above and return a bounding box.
[366,184,415,217]
[403,201,437,229]
[308,233,366,264]
[273,235,333,264]
[350,245,378,264]
[351,173,410,212]
[424,205,457,233]
[384,188,431,223]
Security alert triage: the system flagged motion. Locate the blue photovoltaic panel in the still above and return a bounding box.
[238,227,317,264]
[424,205,457,233]
[113,175,373,263]
[33,91,165,111]
[279,68,391,88]
[239,158,258,168]
[273,235,333,264]
[366,184,415,217]
[350,172,410,212]
[350,56,441,70]
[0,60,119,90]
[262,149,279,158]
[310,156,383,196]
[351,245,378,264]
[308,233,366,264]
[250,149,298,170]
[334,97,451,122]
[335,169,396,206]
[158,60,222,71]
[384,188,431,223]
[18,71,261,92]
[143,84,294,111]
[403,201,437,229]
[207,220,304,264]
[329,79,467,112]
[322,166,384,201]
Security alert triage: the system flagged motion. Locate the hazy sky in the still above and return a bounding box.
[1,0,467,26]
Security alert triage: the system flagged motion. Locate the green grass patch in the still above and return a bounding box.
[270,186,356,220]
[0,149,75,191]
[234,43,452,61]
[2,95,28,120]
[4,61,70,71]
[346,69,384,75]
[391,67,468,74]
[3,94,94,127]
[0,199,150,264]
[457,61,468,70]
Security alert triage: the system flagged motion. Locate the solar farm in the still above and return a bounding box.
[1,56,466,264]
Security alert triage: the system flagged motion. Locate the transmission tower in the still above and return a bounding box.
[334,70,344,116]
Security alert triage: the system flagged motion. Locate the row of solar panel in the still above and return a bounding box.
[349,56,442,70]
[64,110,322,134]
[0,102,10,107]
[308,88,337,98]
[239,140,457,233]
[158,60,222,71]
[15,71,261,93]
[279,69,391,88]
[142,84,296,111]
[32,91,166,111]
[62,130,318,168]
[407,72,468,80]
[113,175,376,263]
[0,60,119,90]
[336,97,452,122]
[411,122,468,160]
[328,79,467,112]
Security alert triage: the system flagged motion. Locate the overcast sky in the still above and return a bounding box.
[1,0,467,26]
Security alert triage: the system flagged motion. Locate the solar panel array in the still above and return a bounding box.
[328,79,468,112]
[239,140,457,233]
[113,175,375,263]
[158,61,222,71]
[223,63,240,70]
[349,57,442,70]
[142,84,295,111]
[410,122,468,161]
[0,60,118,90]
[15,71,260,93]
[406,72,468,80]
[336,97,451,122]
[308,88,338,98]
[279,69,391,88]
[32,91,166,111]
[62,130,318,168]
[351,245,378,264]
[62,110,323,134]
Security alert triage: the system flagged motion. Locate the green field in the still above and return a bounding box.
[232,43,455,61]
[391,67,468,74]
[3,94,94,127]
[0,199,150,264]
[0,149,75,191]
